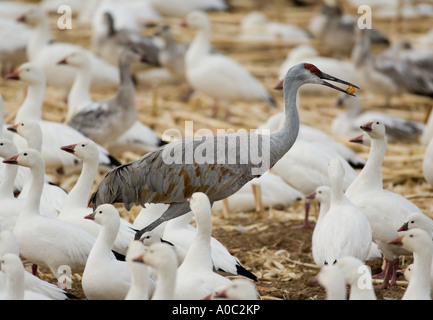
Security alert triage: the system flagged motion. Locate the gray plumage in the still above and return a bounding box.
[91,63,358,240]
[68,47,140,148]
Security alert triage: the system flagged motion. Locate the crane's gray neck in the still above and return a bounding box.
[269,78,301,168]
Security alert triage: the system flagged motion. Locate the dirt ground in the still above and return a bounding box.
[2,0,433,301]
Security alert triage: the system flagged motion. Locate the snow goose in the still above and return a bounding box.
[183,10,275,117]
[0,138,57,232]
[398,212,433,237]
[0,228,69,300]
[332,94,424,143]
[308,185,331,266]
[62,47,140,147]
[239,11,311,44]
[59,48,164,154]
[345,120,421,289]
[317,264,347,300]
[389,228,433,300]
[91,10,160,69]
[212,170,304,213]
[271,132,358,229]
[160,208,257,281]
[0,18,32,76]
[5,62,121,174]
[17,5,119,94]
[206,278,260,300]
[149,0,226,18]
[7,120,68,214]
[309,2,389,57]
[58,140,135,255]
[81,204,133,300]
[3,149,95,279]
[134,241,178,300]
[125,240,155,300]
[336,256,376,300]
[0,253,53,300]
[312,158,372,267]
[174,192,232,299]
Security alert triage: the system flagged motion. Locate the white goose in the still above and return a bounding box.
[0,253,53,300]
[312,158,372,267]
[317,265,347,300]
[0,228,69,300]
[336,256,376,300]
[3,149,95,279]
[207,279,260,300]
[271,132,358,229]
[389,228,433,300]
[160,208,257,281]
[58,140,135,255]
[345,120,421,289]
[174,192,232,300]
[5,62,120,174]
[59,48,164,154]
[124,240,154,300]
[134,241,178,300]
[308,185,331,266]
[239,11,311,45]
[332,94,424,143]
[398,212,433,236]
[183,10,275,117]
[82,204,140,300]
[7,120,68,214]
[17,5,119,95]
[0,138,57,232]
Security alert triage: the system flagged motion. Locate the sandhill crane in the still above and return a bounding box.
[90,62,358,240]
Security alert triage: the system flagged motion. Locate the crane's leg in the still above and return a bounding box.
[134,202,191,240]
[291,199,315,229]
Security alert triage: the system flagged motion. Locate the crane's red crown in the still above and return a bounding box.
[304,63,322,77]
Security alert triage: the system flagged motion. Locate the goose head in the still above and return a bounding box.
[16,6,46,25]
[388,228,433,253]
[183,10,211,32]
[398,212,433,233]
[57,50,91,69]
[2,148,44,169]
[60,140,99,163]
[7,120,42,142]
[0,138,19,159]
[85,203,120,229]
[360,120,386,140]
[187,192,211,216]
[5,62,45,86]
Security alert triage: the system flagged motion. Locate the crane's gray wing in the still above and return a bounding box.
[91,136,254,210]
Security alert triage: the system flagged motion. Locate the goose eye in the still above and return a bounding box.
[411,221,414,224]
[82,144,85,147]
[0,143,3,146]
[376,121,379,124]
[21,123,24,126]
[410,234,413,238]
[23,153,27,156]
[99,211,102,214]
